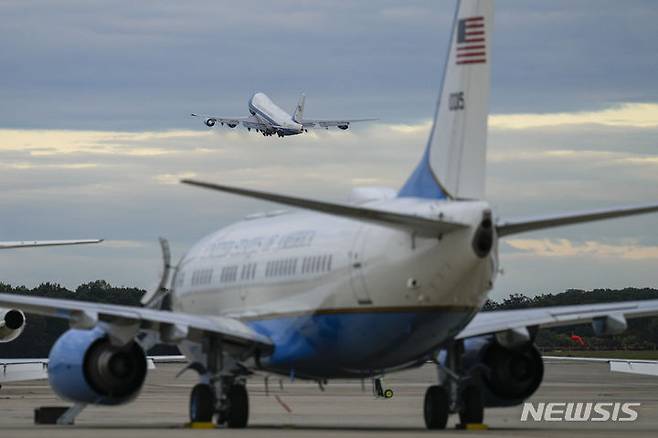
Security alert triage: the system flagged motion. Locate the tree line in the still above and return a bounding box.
[1,281,657,358]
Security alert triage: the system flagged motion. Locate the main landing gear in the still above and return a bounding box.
[189,379,249,428]
[424,341,484,429]
[187,338,250,428]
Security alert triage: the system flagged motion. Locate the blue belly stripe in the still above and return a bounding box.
[247,309,474,378]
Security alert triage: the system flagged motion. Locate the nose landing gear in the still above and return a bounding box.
[373,377,394,399]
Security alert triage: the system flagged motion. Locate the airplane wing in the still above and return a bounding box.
[180,179,468,237]
[543,356,658,377]
[497,203,658,237]
[190,113,251,128]
[0,293,273,354]
[0,359,49,383]
[457,299,658,340]
[300,118,377,129]
[0,239,102,249]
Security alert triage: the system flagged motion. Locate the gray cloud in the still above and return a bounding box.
[2,1,658,130]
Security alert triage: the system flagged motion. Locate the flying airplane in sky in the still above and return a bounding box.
[0,239,102,347]
[191,92,376,137]
[4,0,658,430]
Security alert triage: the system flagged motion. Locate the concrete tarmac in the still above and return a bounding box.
[0,359,657,437]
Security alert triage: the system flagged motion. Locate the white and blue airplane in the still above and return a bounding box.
[3,0,658,429]
[191,92,376,137]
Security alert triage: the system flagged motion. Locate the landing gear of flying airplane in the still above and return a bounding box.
[424,341,484,429]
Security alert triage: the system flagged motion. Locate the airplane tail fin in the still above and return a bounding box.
[399,0,493,200]
[293,93,306,123]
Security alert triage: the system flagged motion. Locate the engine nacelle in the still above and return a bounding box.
[462,335,544,407]
[337,124,349,130]
[0,308,26,343]
[48,328,147,405]
[227,123,237,128]
[204,118,216,127]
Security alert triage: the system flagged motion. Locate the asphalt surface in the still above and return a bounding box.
[0,359,656,437]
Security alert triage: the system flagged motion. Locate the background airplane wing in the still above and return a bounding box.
[0,355,188,383]
[181,179,468,237]
[497,203,658,237]
[542,356,658,377]
[300,118,377,128]
[457,299,658,340]
[0,239,102,249]
[0,359,49,383]
[0,293,273,353]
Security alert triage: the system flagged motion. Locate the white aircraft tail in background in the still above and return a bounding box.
[292,93,306,124]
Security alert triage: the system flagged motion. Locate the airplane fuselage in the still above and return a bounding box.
[172,198,497,378]
[247,93,303,137]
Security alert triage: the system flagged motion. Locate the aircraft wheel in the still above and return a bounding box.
[424,385,449,429]
[226,384,249,428]
[459,385,484,425]
[189,383,215,423]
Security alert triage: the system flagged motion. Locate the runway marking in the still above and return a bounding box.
[274,395,292,413]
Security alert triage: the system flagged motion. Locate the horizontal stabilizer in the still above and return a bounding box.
[0,239,103,249]
[497,203,658,237]
[181,179,467,237]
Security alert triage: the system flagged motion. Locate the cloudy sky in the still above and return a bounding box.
[1,0,657,299]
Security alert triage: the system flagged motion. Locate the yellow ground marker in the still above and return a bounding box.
[457,423,489,430]
[185,421,216,429]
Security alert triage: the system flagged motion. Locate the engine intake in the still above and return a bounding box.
[204,118,216,127]
[0,308,26,343]
[463,336,543,407]
[48,328,147,405]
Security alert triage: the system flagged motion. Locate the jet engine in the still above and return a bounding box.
[205,118,216,127]
[462,335,543,407]
[48,328,147,405]
[0,308,26,343]
[337,124,349,130]
[227,123,237,128]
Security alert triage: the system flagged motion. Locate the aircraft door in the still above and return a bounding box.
[350,226,372,305]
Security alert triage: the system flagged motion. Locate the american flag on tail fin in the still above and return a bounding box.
[456,16,486,65]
